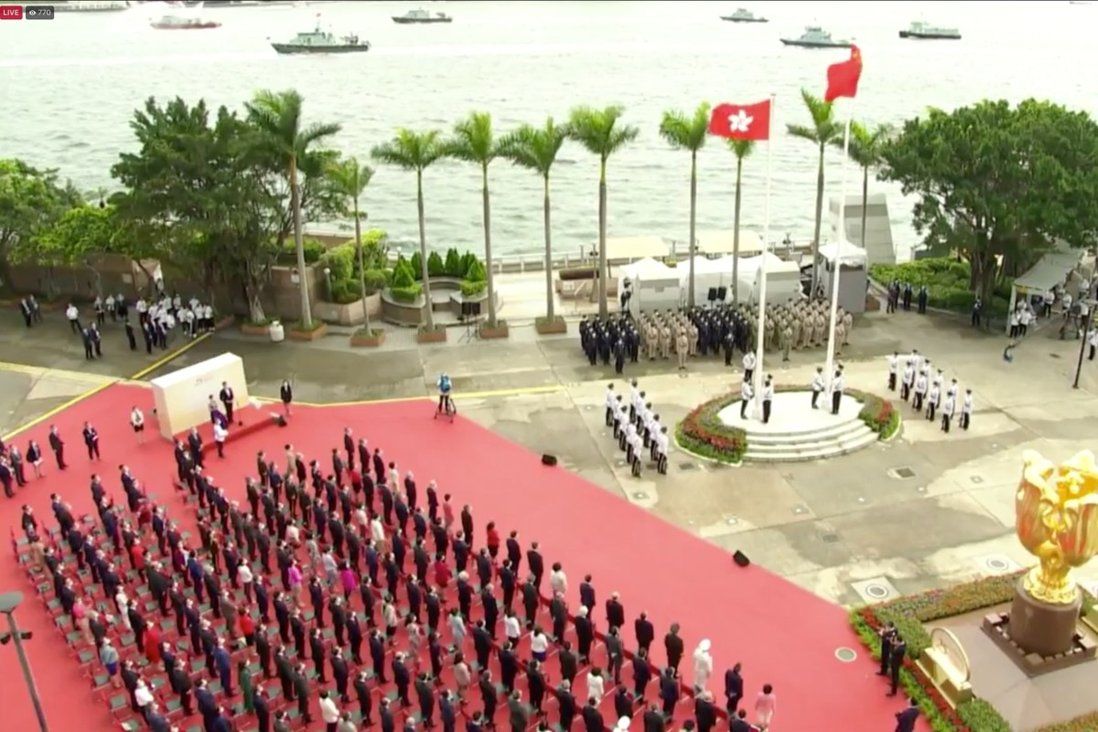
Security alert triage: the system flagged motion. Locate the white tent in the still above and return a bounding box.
[694,229,764,256]
[817,240,868,314]
[679,256,737,304]
[604,235,671,262]
[1005,244,1082,333]
[737,252,802,306]
[618,257,681,315]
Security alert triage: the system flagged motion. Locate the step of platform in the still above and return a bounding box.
[744,425,879,462]
[746,418,868,446]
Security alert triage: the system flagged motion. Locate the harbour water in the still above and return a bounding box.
[1,1,1095,260]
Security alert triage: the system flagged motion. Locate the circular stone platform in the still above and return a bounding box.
[716,390,878,462]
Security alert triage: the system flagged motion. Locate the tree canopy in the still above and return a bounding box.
[880,99,1098,301]
[0,159,81,284]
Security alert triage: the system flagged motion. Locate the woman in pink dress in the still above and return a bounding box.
[287,561,304,608]
[755,683,777,730]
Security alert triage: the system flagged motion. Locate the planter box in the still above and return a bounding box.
[350,330,385,348]
[240,322,270,336]
[536,317,567,335]
[213,315,235,331]
[479,323,510,339]
[417,327,447,344]
[287,323,328,341]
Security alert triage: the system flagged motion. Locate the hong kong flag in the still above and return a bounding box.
[708,100,771,141]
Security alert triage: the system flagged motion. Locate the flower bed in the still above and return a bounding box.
[675,393,747,464]
[849,573,1025,732]
[848,388,901,438]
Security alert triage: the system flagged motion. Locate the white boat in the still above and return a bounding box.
[780,26,852,48]
[392,7,452,24]
[899,21,961,40]
[151,13,220,29]
[720,8,768,23]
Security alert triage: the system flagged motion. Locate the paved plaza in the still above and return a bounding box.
[4,300,1098,609]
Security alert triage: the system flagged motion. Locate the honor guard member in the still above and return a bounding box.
[833,320,846,356]
[628,380,640,421]
[617,405,630,450]
[960,389,973,431]
[655,425,670,475]
[779,322,792,362]
[886,352,898,392]
[742,352,756,383]
[613,337,626,375]
[912,370,928,412]
[659,323,672,359]
[676,331,689,371]
[604,385,616,427]
[761,377,774,424]
[811,367,825,410]
[612,398,626,440]
[722,328,735,366]
[627,427,643,477]
[830,368,845,415]
[901,358,915,402]
[940,392,955,433]
[926,381,940,421]
[739,379,753,420]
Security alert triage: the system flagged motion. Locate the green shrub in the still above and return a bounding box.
[410,251,424,281]
[320,243,355,282]
[459,251,478,278]
[444,248,463,277]
[675,393,747,463]
[428,251,445,277]
[392,256,415,288]
[360,229,389,270]
[460,280,487,297]
[870,257,1013,316]
[300,238,326,264]
[465,258,487,283]
[958,700,1011,732]
[330,280,364,304]
[390,284,422,303]
[363,269,390,294]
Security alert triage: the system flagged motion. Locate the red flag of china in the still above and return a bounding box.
[825,45,862,102]
[708,100,771,141]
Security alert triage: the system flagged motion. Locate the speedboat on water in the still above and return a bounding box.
[899,21,961,40]
[392,8,453,24]
[780,26,852,48]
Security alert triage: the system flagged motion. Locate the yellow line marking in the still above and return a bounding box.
[2,381,114,442]
[128,332,212,380]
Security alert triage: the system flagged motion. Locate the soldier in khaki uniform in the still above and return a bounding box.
[660,324,671,359]
[780,322,793,362]
[676,331,689,370]
[842,310,854,345]
[687,322,698,357]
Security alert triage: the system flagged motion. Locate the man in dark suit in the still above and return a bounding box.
[878,621,897,677]
[888,637,907,696]
[579,575,596,612]
[526,542,544,589]
[415,672,436,727]
[332,647,350,702]
[694,690,718,732]
[605,591,625,631]
[895,697,920,732]
[643,703,666,732]
[292,663,311,723]
[254,686,272,732]
[582,697,604,732]
[355,670,373,725]
[729,709,755,732]
[635,612,655,654]
[723,662,743,714]
[663,624,684,676]
[554,680,577,731]
[479,670,498,724]
[558,640,578,685]
[507,689,528,732]
[633,649,652,700]
[48,426,66,469]
[659,667,679,719]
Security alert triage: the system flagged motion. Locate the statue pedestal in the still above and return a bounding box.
[1009,579,1081,657]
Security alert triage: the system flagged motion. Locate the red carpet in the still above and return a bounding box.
[1,383,924,731]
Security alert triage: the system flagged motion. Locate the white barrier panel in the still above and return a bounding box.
[150,352,249,439]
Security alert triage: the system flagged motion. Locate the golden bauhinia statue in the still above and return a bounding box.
[1015,449,1098,605]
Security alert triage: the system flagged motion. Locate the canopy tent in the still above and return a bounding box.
[604,235,672,262]
[678,255,738,304]
[617,257,681,316]
[1005,244,1083,333]
[737,252,803,306]
[694,229,764,256]
[817,239,868,314]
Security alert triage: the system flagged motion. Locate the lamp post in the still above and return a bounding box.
[1073,301,1093,389]
[0,591,49,732]
[323,267,332,301]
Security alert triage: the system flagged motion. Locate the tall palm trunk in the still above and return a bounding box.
[482,165,496,328]
[859,165,869,249]
[543,174,554,320]
[687,150,697,308]
[416,170,435,330]
[354,197,369,331]
[732,157,743,302]
[290,156,313,328]
[597,158,608,319]
[809,142,825,294]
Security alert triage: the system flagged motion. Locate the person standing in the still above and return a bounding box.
[895,697,921,732]
[130,406,145,444]
[723,662,743,714]
[926,381,940,421]
[830,369,844,416]
[877,622,896,677]
[742,351,756,383]
[692,639,713,692]
[280,379,293,416]
[901,358,915,402]
[739,379,753,420]
[82,422,100,460]
[810,366,824,410]
[941,391,956,433]
[219,382,235,424]
[48,425,66,469]
[754,684,777,730]
[912,370,927,412]
[214,421,228,459]
[66,302,81,333]
[676,331,689,371]
[888,637,907,696]
[887,352,899,392]
[960,389,973,431]
[971,297,983,328]
[761,377,774,425]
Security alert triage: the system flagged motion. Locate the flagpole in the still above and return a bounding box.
[753,94,776,417]
[824,106,853,393]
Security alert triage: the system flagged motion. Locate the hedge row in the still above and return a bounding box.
[869,257,1012,316]
[675,393,747,464]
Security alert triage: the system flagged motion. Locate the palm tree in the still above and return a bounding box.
[245,89,341,328]
[499,118,570,323]
[786,89,842,295]
[830,121,892,250]
[444,112,503,328]
[371,129,444,330]
[659,102,710,308]
[328,157,375,330]
[727,139,756,303]
[568,105,639,319]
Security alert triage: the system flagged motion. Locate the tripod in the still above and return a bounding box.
[460,314,481,343]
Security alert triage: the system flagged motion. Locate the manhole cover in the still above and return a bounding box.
[893,467,916,479]
[632,492,649,501]
[970,475,984,484]
[725,517,739,526]
[835,647,857,663]
[822,533,840,543]
[679,463,699,471]
[864,583,890,599]
[986,557,1009,571]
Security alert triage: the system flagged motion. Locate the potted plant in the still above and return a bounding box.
[417,322,447,344]
[479,318,509,339]
[535,314,567,335]
[240,316,271,336]
[350,327,385,347]
[288,318,327,341]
